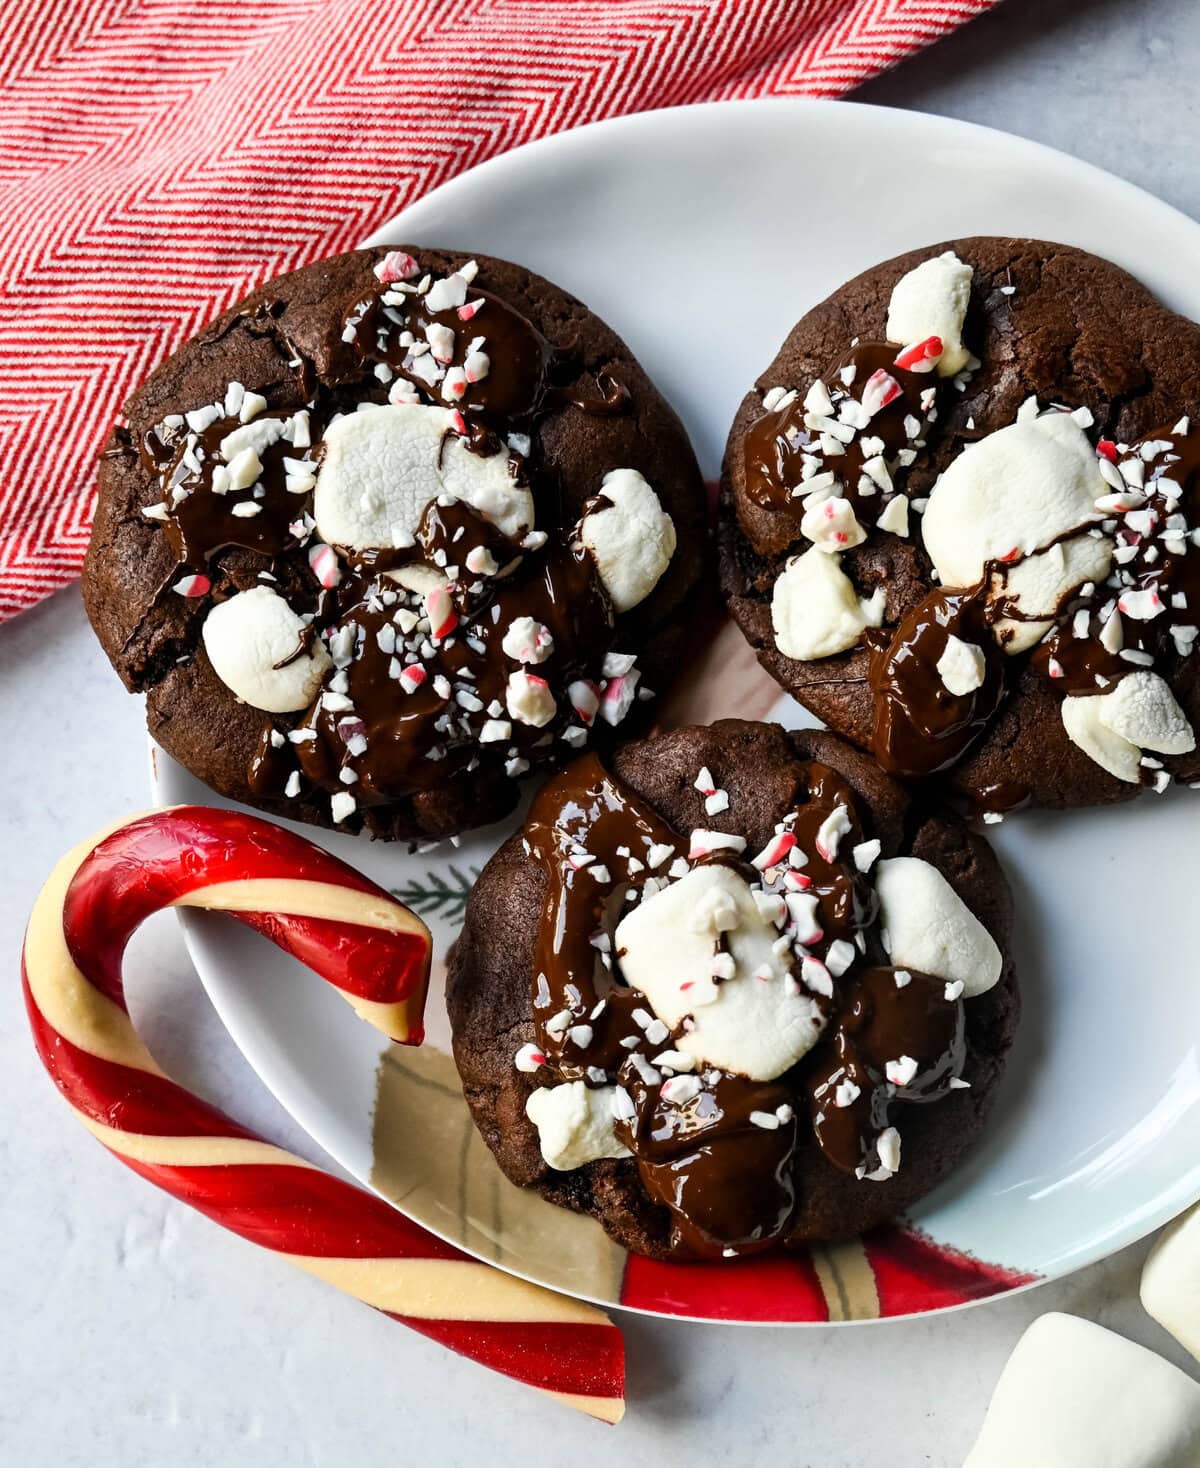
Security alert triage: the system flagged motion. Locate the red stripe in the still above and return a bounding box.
[24,970,260,1141]
[622,1247,829,1321]
[61,808,425,1010]
[234,910,429,1009]
[865,1224,1037,1314]
[115,1155,470,1264]
[399,1318,625,1402]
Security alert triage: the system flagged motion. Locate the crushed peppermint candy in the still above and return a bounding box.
[688,829,748,860]
[514,1044,545,1073]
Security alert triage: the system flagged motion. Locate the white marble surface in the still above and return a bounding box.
[5,4,1200,1460]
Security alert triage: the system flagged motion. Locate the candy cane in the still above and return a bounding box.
[21,806,625,1423]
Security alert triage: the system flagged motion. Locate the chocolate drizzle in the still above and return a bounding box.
[523,753,970,1258]
[345,283,556,422]
[555,371,632,418]
[868,586,1006,778]
[807,965,964,1175]
[141,407,318,569]
[1037,425,1200,697]
[279,511,615,806]
[742,340,941,527]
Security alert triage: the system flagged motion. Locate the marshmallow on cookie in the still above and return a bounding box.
[886,250,974,377]
[314,402,532,548]
[580,468,676,613]
[525,1081,632,1170]
[773,546,886,661]
[921,404,1109,653]
[875,857,1002,997]
[202,587,332,712]
[764,251,975,665]
[615,863,827,1081]
[1061,671,1195,783]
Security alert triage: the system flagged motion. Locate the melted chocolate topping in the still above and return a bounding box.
[868,587,1006,778]
[742,341,942,527]
[1038,426,1200,697]
[523,753,970,1257]
[287,517,613,806]
[142,407,319,569]
[807,965,964,1175]
[344,282,555,422]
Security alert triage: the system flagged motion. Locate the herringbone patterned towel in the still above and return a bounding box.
[0,0,996,620]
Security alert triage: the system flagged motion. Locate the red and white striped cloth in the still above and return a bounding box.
[0,0,997,622]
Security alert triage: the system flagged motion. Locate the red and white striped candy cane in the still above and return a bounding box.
[22,806,625,1423]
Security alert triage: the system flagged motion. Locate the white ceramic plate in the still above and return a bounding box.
[153,99,1200,1323]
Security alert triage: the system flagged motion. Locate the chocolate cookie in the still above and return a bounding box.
[85,247,707,841]
[719,239,1200,812]
[446,720,1019,1261]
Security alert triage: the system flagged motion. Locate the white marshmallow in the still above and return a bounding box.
[579,468,675,612]
[615,865,826,1081]
[800,495,867,553]
[1142,1205,1200,1362]
[885,251,973,376]
[936,634,986,696]
[313,403,532,550]
[922,412,1105,591]
[963,1313,1200,1468]
[506,670,556,727]
[875,856,1001,996]
[525,1082,631,1171]
[991,532,1114,653]
[1061,673,1195,781]
[1096,670,1195,756]
[1061,694,1142,784]
[772,546,885,661]
[201,587,331,713]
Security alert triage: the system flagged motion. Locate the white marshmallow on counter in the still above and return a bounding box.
[885,251,974,376]
[313,403,532,550]
[772,546,886,661]
[1061,672,1194,782]
[874,856,1001,997]
[936,633,986,696]
[921,411,1105,591]
[615,864,826,1081]
[990,532,1114,653]
[963,1313,1200,1467]
[201,587,331,713]
[1142,1205,1200,1362]
[525,1082,631,1171]
[579,468,676,612]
